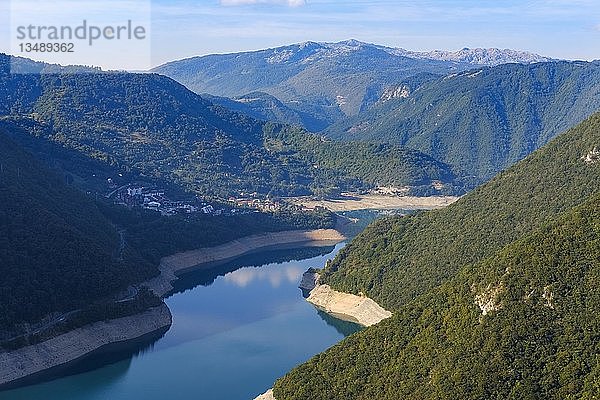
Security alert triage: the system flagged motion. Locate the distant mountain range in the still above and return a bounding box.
[152,40,553,127]
[395,45,553,65]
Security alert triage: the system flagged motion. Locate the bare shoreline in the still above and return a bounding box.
[144,229,347,297]
[0,304,172,388]
[0,229,347,390]
[288,194,459,212]
[254,271,393,400]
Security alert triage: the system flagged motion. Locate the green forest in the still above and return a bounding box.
[273,111,600,399]
[0,125,334,345]
[325,61,600,182]
[0,54,460,199]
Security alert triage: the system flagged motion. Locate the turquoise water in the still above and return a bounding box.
[0,243,359,400]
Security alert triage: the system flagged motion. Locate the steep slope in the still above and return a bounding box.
[320,111,600,309]
[0,128,157,334]
[263,124,458,196]
[271,101,600,400]
[275,194,600,399]
[204,92,341,132]
[326,61,600,182]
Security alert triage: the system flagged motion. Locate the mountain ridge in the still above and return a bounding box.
[324,60,600,183]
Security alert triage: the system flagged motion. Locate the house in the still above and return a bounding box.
[202,205,214,214]
[127,187,143,196]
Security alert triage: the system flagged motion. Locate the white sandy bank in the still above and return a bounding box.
[304,272,392,327]
[254,389,275,400]
[253,271,392,400]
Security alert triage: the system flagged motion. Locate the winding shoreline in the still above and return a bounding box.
[255,272,392,400]
[144,229,347,297]
[0,229,346,390]
[0,304,172,388]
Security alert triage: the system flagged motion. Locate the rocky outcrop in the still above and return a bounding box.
[304,272,392,327]
[145,229,346,297]
[0,304,172,387]
[298,270,320,292]
[254,388,275,400]
[582,147,600,164]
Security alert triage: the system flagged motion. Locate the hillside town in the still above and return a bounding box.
[105,182,289,216]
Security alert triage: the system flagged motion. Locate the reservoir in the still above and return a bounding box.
[0,243,359,400]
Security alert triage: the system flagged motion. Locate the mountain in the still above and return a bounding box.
[325,61,600,182]
[273,107,600,399]
[263,124,458,196]
[203,92,341,132]
[0,54,460,198]
[152,40,552,129]
[396,46,553,65]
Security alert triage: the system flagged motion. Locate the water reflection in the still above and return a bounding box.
[316,310,362,337]
[0,327,169,394]
[170,245,335,294]
[224,265,304,288]
[0,243,348,400]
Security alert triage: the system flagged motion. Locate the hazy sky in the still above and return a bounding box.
[1,0,599,69]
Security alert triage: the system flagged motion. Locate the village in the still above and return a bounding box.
[106,181,289,217]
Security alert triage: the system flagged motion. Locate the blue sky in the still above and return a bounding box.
[1,0,599,69]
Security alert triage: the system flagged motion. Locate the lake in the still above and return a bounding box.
[0,242,359,400]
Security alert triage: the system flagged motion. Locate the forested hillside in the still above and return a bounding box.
[263,124,458,196]
[272,104,600,400]
[326,61,600,182]
[0,128,157,334]
[322,111,600,308]
[275,194,600,399]
[0,54,460,197]
[204,92,339,132]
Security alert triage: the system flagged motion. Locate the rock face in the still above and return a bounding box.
[0,304,172,387]
[298,270,319,292]
[582,147,600,164]
[305,273,392,327]
[254,388,276,400]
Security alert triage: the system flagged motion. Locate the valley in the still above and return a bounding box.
[0,11,599,398]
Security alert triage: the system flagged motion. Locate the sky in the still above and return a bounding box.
[1,0,599,70]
